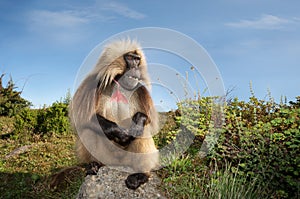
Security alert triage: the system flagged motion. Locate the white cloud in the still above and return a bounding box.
[27,1,145,29]
[24,1,145,44]
[29,10,89,28]
[102,1,146,19]
[26,9,95,45]
[226,14,296,30]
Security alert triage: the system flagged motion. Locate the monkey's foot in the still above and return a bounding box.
[125,173,149,190]
[86,162,103,176]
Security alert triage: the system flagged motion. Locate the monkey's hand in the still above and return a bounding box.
[96,114,134,146]
[129,112,148,138]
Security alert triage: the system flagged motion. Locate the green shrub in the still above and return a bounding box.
[14,108,38,135]
[176,97,213,139]
[155,97,217,154]
[0,74,31,117]
[37,102,71,135]
[161,96,300,198]
[14,102,71,140]
[208,96,300,198]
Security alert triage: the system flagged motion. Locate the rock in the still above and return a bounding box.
[76,166,166,199]
[5,145,34,159]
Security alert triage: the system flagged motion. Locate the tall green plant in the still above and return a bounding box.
[0,74,31,117]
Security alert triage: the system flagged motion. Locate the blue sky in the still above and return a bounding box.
[0,0,299,109]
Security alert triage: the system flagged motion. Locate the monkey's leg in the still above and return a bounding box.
[124,112,151,190]
[97,114,134,146]
[125,173,150,190]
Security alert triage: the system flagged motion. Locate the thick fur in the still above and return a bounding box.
[70,39,159,176]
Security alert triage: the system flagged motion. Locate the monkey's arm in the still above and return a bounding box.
[96,114,134,146]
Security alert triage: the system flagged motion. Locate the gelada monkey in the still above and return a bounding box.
[70,39,160,189]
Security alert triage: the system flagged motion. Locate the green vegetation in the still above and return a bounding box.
[156,96,300,199]
[0,74,31,117]
[0,76,83,198]
[0,74,299,198]
[14,101,71,140]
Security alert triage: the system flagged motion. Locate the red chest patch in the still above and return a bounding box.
[111,80,129,104]
[111,89,129,104]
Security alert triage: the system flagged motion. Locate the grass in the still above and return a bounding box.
[155,110,270,199]
[200,162,265,199]
[0,117,85,199]
[157,154,266,199]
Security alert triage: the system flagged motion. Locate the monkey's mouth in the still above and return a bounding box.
[127,75,140,81]
[115,74,140,82]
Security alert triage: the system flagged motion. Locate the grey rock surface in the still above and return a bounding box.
[76,166,166,199]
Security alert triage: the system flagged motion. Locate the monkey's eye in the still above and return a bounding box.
[125,53,141,61]
[126,55,134,61]
[124,53,141,68]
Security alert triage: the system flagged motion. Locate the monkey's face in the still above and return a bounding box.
[117,52,142,90]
